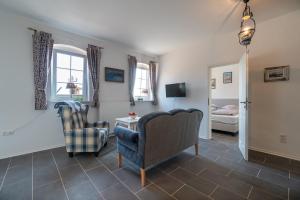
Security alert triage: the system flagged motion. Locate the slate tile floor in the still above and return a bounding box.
[1,133,299,200]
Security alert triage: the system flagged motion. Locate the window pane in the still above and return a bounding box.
[71,56,84,71]
[141,69,147,79]
[71,70,83,84]
[57,53,70,69]
[141,79,146,89]
[134,88,140,97]
[56,83,70,95]
[57,68,70,82]
[136,68,142,79]
[135,78,141,89]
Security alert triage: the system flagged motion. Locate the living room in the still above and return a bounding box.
[0,0,300,200]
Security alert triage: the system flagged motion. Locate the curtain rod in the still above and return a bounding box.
[27,27,37,32]
[27,27,104,49]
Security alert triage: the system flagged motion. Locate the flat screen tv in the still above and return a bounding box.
[165,83,186,97]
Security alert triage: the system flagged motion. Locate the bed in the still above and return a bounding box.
[211,100,239,135]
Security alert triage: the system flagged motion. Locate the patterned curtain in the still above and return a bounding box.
[149,61,158,105]
[128,55,137,106]
[87,44,102,107]
[33,31,54,110]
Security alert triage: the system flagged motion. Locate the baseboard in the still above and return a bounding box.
[248,146,300,162]
[0,143,66,159]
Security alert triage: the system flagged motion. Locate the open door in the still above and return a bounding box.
[239,52,250,160]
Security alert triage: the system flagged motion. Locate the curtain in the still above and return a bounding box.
[87,44,102,107]
[33,31,54,110]
[149,61,158,105]
[128,55,137,106]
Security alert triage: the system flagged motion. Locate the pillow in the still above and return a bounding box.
[222,105,238,110]
[211,104,218,111]
[212,108,238,115]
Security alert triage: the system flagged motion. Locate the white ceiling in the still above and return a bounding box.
[0,0,299,55]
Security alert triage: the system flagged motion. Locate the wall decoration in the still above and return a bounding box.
[223,72,232,84]
[264,66,289,82]
[105,67,124,83]
[211,79,216,89]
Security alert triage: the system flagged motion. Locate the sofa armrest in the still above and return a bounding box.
[114,126,139,143]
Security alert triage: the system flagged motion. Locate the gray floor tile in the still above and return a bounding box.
[137,184,174,200]
[0,158,10,178]
[10,154,32,168]
[230,171,288,199]
[76,153,102,171]
[173,185,211,200]
[33,180,67,200]
[211,187,246,200]
[199,169,251,197]
[249,187,284,200]
[102,183,138,200]
[99,152,118,171]
[0,177,32,200]
[66,181,103,200]
[33,150,56,170]
[170,168,217,195]
[59,164,89,189]
[33,165,60,189]
[87,165,119,191]
[51,147,78,169]
[3,165,32,186]
[113,166,149,192]
[147,168,184,194]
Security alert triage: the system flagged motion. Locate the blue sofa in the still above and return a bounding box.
[114,109,203,186]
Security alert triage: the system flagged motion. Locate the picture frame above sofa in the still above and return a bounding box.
[105,67,124,83]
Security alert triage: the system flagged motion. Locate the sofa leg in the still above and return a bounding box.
[117,153,122,168]
[140,168,146,187]
[194,144,199,156]
[94,151,100,157]
[68,152,74,158]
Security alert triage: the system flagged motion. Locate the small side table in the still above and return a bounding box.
[115,116,141,131]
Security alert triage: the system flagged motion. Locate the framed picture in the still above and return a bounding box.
[211,79,216,89]
[105,67,124,83]
[223,72,232,84]
[264,66,289,82]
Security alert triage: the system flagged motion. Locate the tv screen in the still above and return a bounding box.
[165,83,186,97]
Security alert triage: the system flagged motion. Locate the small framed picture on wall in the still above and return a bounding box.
[211,79,216,89]
[264,66,289,82]
[223,72,232,84]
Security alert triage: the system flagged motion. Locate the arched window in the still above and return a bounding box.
[51,44,90,102]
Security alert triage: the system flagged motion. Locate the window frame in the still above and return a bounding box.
[51,49,89,102]
[134,63,152,102]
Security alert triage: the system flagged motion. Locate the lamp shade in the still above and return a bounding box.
[238,0,256,46]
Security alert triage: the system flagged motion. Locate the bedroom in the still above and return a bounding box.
[209,64,240,148]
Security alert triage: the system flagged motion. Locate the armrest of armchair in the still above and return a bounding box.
[87,120,110,130]
[114,126,139,144]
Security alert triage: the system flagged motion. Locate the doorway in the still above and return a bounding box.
[208,53,249,160]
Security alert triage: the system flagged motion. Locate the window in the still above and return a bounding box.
[51,48,89,102]
[134,63,152,101]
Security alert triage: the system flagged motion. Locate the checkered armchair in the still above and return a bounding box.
[55,101,109,157]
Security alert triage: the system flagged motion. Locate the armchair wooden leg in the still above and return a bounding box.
[68,152,74,158]
[195,144,199,156]
[140,168,146,187]
[117,153,122,168]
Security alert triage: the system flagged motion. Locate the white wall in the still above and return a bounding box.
[211,64,239,99]
[158,10,300,160]
[0,10,158,159]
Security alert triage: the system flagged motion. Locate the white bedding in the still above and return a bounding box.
[211,114,239,124]
[211,114,239,133]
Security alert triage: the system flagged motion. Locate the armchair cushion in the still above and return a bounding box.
[65,128,108,152]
